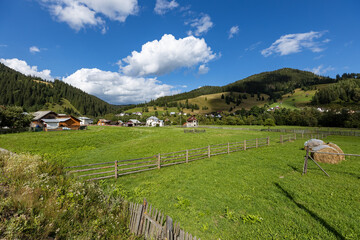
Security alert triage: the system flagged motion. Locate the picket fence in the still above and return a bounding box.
[129,199,199,240]
[66,137,270,181]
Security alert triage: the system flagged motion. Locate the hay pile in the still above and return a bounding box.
[304,139,325,151]
[305,141,345,164]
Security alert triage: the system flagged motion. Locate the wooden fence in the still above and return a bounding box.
[66,137,270,181]
[280,132,332,144]
[184,129,206,133]
[129,199,199,240]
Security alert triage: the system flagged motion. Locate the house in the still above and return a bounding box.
[170,112,176,115]
[40,114,80,131]
[146,116,164,127]
[30,111,58,128]
[97,119,111,126]
[132,112,142,116]
[185,116,198,127]
[78,116,93,125]
[129,119,141,126]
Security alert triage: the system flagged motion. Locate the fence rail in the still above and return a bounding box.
[279,132,332,144]
[67,137,270,181]
[129,199,199,240]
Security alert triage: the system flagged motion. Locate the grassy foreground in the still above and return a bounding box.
[111,135,360,240]
[0,126,359,239]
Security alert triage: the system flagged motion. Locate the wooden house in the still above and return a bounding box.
[30,111,58,128]
[97,119,111,126]
[78,116,93,125]
[42,115,80,131]
[185,116,198,127]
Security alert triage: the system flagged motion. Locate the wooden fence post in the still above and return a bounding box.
[256,138,258,148]
[302,147,309,175]
[208,145,211,158]
[115,160,118,179]
[227,142,230,154]
[280,135,283,144]
[186,150,189,163]
[267,136,270,146]
[166,216,173,240]
[302,132,304,138]
[157,154,161,169]
[294,133,296,140]
[244,140,246,150]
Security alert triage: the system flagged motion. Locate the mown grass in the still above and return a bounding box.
[0,126,359,239]
[109,135,360,240]
[0,126,282,166]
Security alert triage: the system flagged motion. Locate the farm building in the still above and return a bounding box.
[78,116,93,125]
[185,116,198,127]
[30,111,58,128]
[97,119,111,126]
[146,116,164,127]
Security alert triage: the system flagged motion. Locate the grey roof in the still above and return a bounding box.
[32,111,55,120]
[147,116,159,121]
[42,118,70,123]
[79,117,91,120]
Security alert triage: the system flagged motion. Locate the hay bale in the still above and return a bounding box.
[326,142,345,161]
[304,139,325,151]
[311,145,342,164]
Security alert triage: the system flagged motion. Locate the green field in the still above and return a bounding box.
[0,126,359,239]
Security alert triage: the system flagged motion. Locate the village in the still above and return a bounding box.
[29,110,199,131]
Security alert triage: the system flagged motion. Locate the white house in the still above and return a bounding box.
[129,119,141,126]
[146,116,164,127]
[185,116,198,127]
[78,116,93,125]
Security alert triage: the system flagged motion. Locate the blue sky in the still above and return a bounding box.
[0,0,359,104]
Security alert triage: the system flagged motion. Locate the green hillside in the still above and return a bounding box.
[0,63,121,116]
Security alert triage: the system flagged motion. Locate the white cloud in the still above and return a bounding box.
[119,34,216,77]
[261,31,328,57]
[154,0,179,15]
[198,64,209,74]
[245,41,262,52]
[30,46,40,53]
[307,65,335,75]
[0,58,53,81]
[40,0,138,31]
[187,14,213,36]
[62,68,178,104]
[228,26,239,39]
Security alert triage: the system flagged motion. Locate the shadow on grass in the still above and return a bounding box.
[287,164,301,173]
[274,183,345,240]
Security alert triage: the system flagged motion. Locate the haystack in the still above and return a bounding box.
[311,145,342,164]
[304,139,325,151]
[326,142,345,161]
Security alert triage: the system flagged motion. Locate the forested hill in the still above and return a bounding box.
[150,68,336,106]
[0,63,120,116]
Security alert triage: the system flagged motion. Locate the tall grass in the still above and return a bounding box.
[0,152,134,239]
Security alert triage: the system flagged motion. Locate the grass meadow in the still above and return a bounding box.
[0,126,359,239]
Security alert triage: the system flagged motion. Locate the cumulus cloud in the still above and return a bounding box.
[0,58,53,81]
[228,26,239,39]
[119,34,216,77]
[40,0,138,31]
[154,0,179,15]
[261,31,328,57]
[307,65,335,75]
[62,68,178,104]
[198,64,209,74]
[29,46,40,53]
[186,14,213,36]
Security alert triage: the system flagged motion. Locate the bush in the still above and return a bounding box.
[0,152,133,239]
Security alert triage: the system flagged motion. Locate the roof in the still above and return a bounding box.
[32,111,56,120]
[42,118,70,123]
[129,119,141,123]
[147,116,159,121]
[78,117,91,120]
[187,116,197,122]
[98,119,111,123]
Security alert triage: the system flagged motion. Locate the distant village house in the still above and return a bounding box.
[146,116,164,127]
[185,116,198,127]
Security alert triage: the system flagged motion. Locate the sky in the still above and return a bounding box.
[0,0,359,105]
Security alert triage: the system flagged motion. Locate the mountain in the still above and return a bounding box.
[150,68,336,107]
[0,63,121,116]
